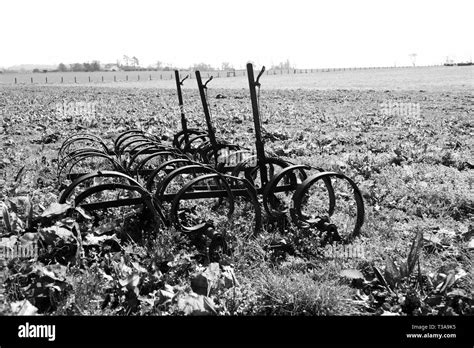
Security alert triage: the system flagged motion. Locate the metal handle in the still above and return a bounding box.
[180,75,189,85]
[204,76,213,88]
[256,66,265,86]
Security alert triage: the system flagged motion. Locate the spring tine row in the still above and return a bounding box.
[56,63,366,258]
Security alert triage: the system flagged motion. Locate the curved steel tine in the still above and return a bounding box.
[262,164,310,218]
[59,170,145,203]
[292,172,365,241]
[170,172,234,234]
[155,164,217,201]
[134,151,186,179]
[145,158,195,192]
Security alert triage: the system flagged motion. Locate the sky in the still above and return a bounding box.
[0,0,472,69]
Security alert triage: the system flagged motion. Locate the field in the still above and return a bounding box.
[1,65,472,91]
[0,67,472,316]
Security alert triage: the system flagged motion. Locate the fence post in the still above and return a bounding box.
[102,76,104,82]
[74,77,77,83]
[88,76,91,83]
[160,74,162,80]
[114,75,116,82]
[45,77,48,83]
[138,75,140,81]
[61,76,64,83]
[31,77,33,84]
[149,74,151,80]
[14,77,17,84]
[126,75,128,81]
[217,72,220,78]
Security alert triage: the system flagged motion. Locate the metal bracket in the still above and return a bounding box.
[203,76,213,89]
[255,66,265,87]
[180,75,189,85]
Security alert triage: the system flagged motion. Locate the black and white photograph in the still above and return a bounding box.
[0,0,472,346]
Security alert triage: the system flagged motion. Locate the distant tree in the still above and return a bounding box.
[272,59,293,70]
[191,63,215,71]
[78,61,101,72]
[221,62,233,70]
[70,63,85,72]
[409,53,417,67]
[32,68,40,73]
[132,56,139,67]
[156,61,163,70]
[58,63,68,72]
[91,60,101,71]
[123,55,130,67]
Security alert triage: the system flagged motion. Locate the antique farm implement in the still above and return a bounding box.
[56,63,365,259]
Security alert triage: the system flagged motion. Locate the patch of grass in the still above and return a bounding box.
[242,262,355,315]
[55,265,111,315]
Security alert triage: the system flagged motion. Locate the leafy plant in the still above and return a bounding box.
[381,230,424,291]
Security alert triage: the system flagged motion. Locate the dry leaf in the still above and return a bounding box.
[41,202,72,218]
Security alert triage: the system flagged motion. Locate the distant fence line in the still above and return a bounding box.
[1,65,444,85]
